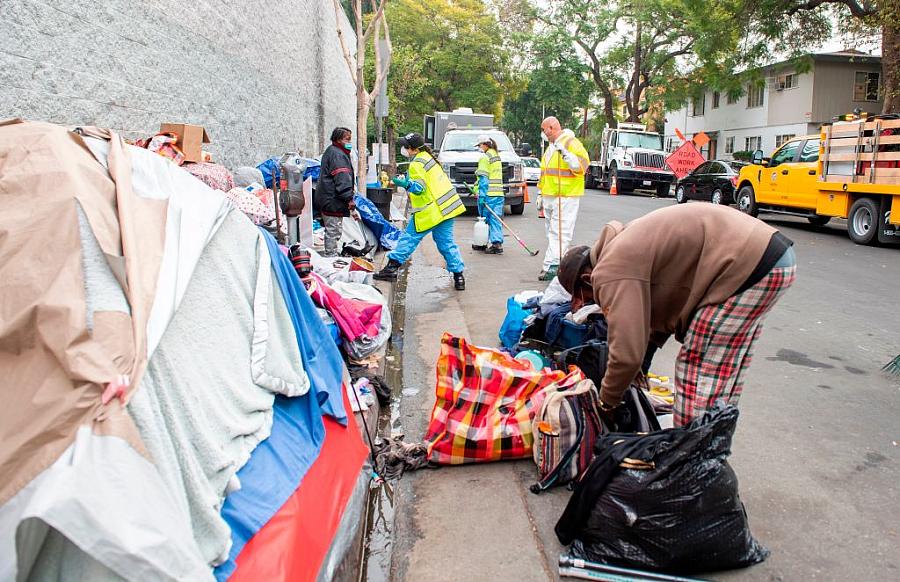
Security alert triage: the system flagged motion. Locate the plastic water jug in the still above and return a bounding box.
[473,217,489,247]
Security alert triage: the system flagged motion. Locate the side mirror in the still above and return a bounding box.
[751,149,764,165]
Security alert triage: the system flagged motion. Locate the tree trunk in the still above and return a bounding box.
[602,88,617,129]
[883,8,900,114]
[355,0,368,194]
[627,20,642,123]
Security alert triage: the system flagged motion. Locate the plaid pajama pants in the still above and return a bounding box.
[674,259,797,427]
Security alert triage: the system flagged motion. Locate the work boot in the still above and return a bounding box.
[453,272,466,291]
[538,265,558,281]
[374,259,402,281]
[485,243,503,254]
[471,244,487,251]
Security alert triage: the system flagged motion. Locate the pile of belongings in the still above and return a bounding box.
[0,120,373,582]
[556,404,770,575]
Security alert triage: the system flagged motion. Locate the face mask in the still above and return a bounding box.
[541,132,549,142]
[343,142,352,151]
[400,146,410,158]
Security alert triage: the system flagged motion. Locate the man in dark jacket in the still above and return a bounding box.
[316,127,356,256]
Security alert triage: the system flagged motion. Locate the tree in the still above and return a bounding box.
[502,37,593,148]
[384,0,513,117]
[332,0,392,189]
[749,0,898,113]
[513,0,766,127]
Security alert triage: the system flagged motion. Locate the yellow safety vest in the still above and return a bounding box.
[408,151,466,233]
[539,133,590,197]
[476,148,504,197]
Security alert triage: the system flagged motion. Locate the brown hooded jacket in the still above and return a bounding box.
[588,204,780,406]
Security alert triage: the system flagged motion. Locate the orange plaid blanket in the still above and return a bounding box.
[425,333,584,465]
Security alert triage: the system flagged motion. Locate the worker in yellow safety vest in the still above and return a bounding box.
[374,133,467,290]
[538,116,590,281]
[473,134,505,254]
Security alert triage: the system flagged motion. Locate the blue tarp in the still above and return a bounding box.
[499,296,530,350]
[256,157,321,189]
[260,229,347,424]
[215,231,350,580]
[215,393,326,581]
[354,194,401,250]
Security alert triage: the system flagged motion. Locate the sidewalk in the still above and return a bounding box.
[388,233,570,581]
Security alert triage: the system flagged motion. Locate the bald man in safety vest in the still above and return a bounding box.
[538,116,590,281]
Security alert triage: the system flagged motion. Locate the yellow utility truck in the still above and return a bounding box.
[735,115,900,246]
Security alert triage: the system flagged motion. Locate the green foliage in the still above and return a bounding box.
[502,35,592,147]
[732,150,754,161]
[383,0,513,131]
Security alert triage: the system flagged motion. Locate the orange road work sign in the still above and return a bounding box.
[665,142,706,180]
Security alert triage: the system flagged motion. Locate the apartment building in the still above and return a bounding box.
[663,51,884,160]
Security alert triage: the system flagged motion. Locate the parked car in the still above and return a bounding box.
[674,160,748,205]
[521,156,541,184]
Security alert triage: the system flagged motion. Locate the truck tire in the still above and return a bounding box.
[585,172,596,190]
[807,215,831,227]
[848,197,878,245]
[657,183,672,198]
[510,201,525,215]
[737,185,758,218]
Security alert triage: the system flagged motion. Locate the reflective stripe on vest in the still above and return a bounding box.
[540,135,588,197]
[408,152,466,232]
[477,148,504,196]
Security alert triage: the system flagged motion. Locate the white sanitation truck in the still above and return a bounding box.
[423,108,527,214]
[585,122,674,197]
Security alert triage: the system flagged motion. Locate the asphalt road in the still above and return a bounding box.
[388,187,900,582]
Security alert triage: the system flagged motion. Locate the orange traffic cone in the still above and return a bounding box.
[609,176,618,196]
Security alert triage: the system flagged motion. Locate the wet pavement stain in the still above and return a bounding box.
[817,384,833,390]
[766,348,835,369]
[856,451,888,472]
[845,366,867,375]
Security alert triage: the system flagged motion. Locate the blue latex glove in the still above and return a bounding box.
[478,174,489,196]
[392,174,411,189]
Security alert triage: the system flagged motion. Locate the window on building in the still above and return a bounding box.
[745,136,762,152]
[771,141,800,165]
[854,71,881,102]
[775,134,796,148]
[799,139,821,163]
[747,84,764,108]
[691,93,705,116]
[725,136,735,154]
[712,91,720,108]
[775,73,799,90]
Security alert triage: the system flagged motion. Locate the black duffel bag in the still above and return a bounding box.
[555,403,769,575]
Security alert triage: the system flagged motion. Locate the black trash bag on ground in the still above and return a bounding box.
[556,404,769,574]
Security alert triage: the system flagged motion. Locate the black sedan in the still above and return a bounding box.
[674,160,748,205]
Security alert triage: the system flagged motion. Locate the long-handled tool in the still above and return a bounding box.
[558,556,708,582]
[468,183,540,256]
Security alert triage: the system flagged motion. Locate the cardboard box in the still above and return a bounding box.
[160,123,210,163]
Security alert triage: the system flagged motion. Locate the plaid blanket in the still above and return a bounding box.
[425,333,580,465]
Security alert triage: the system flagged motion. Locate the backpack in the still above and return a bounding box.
[531,378,606,493]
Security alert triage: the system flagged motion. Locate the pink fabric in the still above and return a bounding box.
[305,274,382,342]
[183,161,235,192]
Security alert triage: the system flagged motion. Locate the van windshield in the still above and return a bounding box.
[442,132,515,152]
[617,132,663,150]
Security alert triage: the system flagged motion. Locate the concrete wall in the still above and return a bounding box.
[0,0,357,167]
[812,60,884,122]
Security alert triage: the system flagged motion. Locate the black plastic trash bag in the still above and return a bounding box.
[556,404,769,574]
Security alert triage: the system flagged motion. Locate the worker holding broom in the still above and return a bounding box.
[538,116,590,281]
[374,133,467,291]
[557,204,796,427]
[472,134,505,254]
